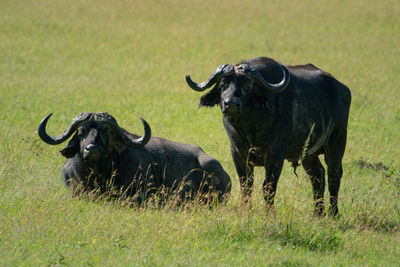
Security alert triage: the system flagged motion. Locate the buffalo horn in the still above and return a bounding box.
[39,113,151,148]
[38,113,91,145]
[185,64,234,91]
[237,63,291,93]
[117,117,151,148]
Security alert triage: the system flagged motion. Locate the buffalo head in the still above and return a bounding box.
[185,58,291,116]
[38,112,151,169]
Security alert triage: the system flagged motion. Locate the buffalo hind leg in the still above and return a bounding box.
[324,128,347,217]
[302,155,326,216]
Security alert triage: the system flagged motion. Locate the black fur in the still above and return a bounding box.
[188,57,351,216]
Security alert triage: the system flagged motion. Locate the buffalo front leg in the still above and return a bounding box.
[302,155,326,216]
[232,150,254,206]
[263,153,285,210]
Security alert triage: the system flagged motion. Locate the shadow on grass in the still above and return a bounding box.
[265,220,341,252]
[353,159,390,171]
[338,210,400,233]
[201,210,341,253]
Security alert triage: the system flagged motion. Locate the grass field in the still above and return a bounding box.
[1,0,399,265]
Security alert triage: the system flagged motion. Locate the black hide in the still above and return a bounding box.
[39,113,231,204]
[187,57,351,216]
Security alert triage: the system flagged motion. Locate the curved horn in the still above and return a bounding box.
[118,117,151,148]
[185,64,234,91]
[237,63,291,93]
[38,113,90,145]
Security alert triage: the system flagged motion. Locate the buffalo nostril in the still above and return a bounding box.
[84,144,99,152]
[84,144,102,161]
[224,99,234,107]
[224,98,239,107]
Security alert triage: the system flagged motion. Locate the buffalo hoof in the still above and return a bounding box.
[328,206,340,218]
[314,203,326,217]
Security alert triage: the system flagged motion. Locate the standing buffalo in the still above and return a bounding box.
[38,112,231,204]
[186,57,351,216]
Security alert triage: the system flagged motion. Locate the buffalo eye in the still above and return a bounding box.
[98,126,112,140]
[238,76,251,89]
[234,89,243,98]
[219,79,229,90]
[219,84,228,91]
[77,127,87,137]
[97,125,109,134]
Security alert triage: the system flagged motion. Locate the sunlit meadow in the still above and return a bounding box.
[1,0,399,265]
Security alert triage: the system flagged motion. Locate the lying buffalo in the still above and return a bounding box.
[38,112,231,204]
[186,57,351,216]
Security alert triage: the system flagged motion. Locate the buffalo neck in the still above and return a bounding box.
[222,107,277,149]
[81,152,118,190]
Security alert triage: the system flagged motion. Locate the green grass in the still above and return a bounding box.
[1,0,399,265]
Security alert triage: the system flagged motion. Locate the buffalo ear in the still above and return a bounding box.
[199,86,220,107]
[60,134,79,158]
[112,130,128,153]
[113,141,127,153]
